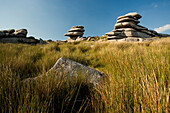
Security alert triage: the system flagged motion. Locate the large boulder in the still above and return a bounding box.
[107,36,124,40]
[6,29,15,34]
[72,26,84,28]
[48,57,104,86]
[64,26,85,41]
[68,28,85,32]
[0,31,6,37]
[124,30,152,38]
[105,31,122,36]
[117,12,142,20]
[14,29,28,37]
[115,22,148,30]
[117,17,140,24]
[115,28,136,31]
[64,32,84,37]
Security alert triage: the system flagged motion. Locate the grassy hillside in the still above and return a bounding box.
[0,38,169,113]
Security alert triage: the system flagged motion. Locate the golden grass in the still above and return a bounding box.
[0,38,170,112]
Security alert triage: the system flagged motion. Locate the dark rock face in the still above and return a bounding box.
[105,12,170,41]
[48,57,104,87]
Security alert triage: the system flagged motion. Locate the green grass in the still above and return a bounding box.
[0,38,169,112]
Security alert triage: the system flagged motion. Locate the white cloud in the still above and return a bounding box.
[154,24,170,33]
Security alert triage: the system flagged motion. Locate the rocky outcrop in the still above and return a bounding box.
[106,12,170,41]
[64,26,85,42]
[0,28,46,44]
[48,57,104,87]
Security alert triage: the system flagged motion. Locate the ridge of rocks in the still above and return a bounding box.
[0,28,46,44]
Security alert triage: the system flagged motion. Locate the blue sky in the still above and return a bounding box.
[0,0,170,40]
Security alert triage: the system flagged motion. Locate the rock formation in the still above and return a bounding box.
[48,57,104,87]
[64,26,85,42]
[0,28,46,44]
[106,12,170,41]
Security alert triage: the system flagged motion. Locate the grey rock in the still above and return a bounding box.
[105,12,170,41]
[7,29,15,34]
[125,12,142,19]
[117,12,142,20]
[14,29,28,37]
[48,57,104,87]
[76,37,87,41]
[117,17,140,24]
[0,37,38,44]
[115,22,148,30]
[67,37,76,42]
[64,32,84,37]
[68,28,85,32]
[40,38,47,45]
[72,26,84,28]
[0,31,6,37]
[115,28,136,31]
[125,37,143,42]
[107,36,124,40]
[124,30,152,38]
[157,33,170,37]
[64,26,85,41]
[105,31,122,36]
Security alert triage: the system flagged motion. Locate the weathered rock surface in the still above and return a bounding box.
[105,12,170,42]
[117,17,140,24]
[48,57,104,86]
[64,26,85,42]
[68,28,85,32]
[64,32,84,36]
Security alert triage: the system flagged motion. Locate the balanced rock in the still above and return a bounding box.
[105,12,170,41]
[48,57,104,87]
[64,26,85,42]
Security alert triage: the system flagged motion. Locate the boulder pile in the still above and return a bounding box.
[106,12,170,41]
[0,29,27,38]
[0,28,46,44]
[64,26,85,42]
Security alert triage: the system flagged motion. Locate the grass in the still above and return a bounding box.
[0,38,169,112]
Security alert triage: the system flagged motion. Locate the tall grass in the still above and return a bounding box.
[0,38,169,112]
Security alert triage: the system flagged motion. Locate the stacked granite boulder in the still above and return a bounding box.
[64,26,85,42]
[106,12,170,41]
[0,29,28,38]
[0,28,46,44]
